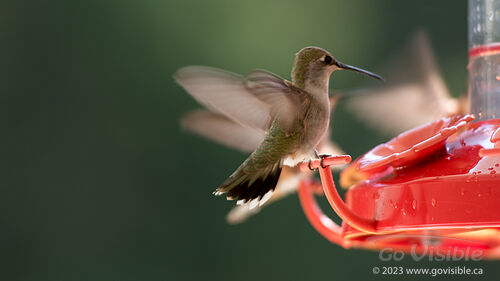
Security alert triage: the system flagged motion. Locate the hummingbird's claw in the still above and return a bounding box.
[307,154,331,170]
[308,160,315,171]
[319,154,331,169]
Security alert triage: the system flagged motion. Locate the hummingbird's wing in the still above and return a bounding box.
[181,110,265,153]
[174,66,308,133]
[344,31,460,135]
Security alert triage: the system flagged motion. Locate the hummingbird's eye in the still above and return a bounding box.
[324,55,333,65]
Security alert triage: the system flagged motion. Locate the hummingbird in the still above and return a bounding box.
[175,46,383,207]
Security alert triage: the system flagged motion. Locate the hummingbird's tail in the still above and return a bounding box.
[214,159,282,207]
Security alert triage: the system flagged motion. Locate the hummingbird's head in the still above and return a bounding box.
[291,46,383,90]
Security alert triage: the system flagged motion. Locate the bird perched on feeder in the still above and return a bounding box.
[175,47,383,208]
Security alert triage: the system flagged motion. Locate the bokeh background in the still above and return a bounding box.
[2,0,497,280]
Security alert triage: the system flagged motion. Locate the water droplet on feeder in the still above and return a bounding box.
[431,198,436,207]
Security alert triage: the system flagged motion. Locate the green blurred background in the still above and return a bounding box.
[2,0,498,280]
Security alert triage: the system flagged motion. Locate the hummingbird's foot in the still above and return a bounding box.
[314,149,331,167]
[319,154,331,169]
[308,160,315,171]
[307,154,331,170]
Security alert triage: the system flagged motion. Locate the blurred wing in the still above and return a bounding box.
[181,110,265,153]
[226,203,261,224]
[345,85,457,135]
[345,31,459,135]
[175,66,307,132]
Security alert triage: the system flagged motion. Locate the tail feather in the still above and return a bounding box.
[215,162,282,204]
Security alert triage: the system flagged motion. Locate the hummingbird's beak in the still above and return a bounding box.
[335,61,384,82]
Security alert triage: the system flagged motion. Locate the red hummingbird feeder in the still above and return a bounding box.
[297,0,500,259]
